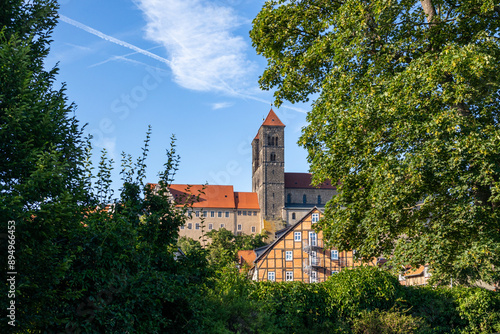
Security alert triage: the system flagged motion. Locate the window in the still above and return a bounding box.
[218,211,222,217]
[309,232,317,246]
[303,194,307,204]
[312,213,319,223]
[285,251,293,261]
[225,211,230,217]
[294,232,301,242]
[317,195,321,205]
[251,226,256,233]
[331,270,339,275]
[310,271,317,283]
[253,211,257,216]
[287,193,291,204]
[210,211,215,217]
[270,152,276,161]
[268,135,272,146]
[180,224,185,230]
[237,224,242,231]
[187,223,192,229]
[208,223,213,230]
[238,211,241,216]
[292,212,296,220]
[331,250,339,260]
[274,136,279,146]
[243,211,247,216]
[195,223,200,230]
[220,223,225,228]
[195,211,200,217]
[202,211,207,217]
[285,271,293,281]
[311,251,319,265]
[268,271,275,281]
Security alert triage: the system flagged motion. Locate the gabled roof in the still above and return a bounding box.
[285,173,336,190]
[261,109,285,127]
[254,207,323,264]
[168,184,236,208]
[234,192,260,210]
[238,250,257,268]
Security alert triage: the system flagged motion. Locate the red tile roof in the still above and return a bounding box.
[404,265,425,277]
[262,109,285,127]
[238,250,256,267]
[234,192,260,210]
[284,173,336,189]
[169,184,236,208]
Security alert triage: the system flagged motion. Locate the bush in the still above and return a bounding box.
[402,286,464,333]
[323,266,405,319]
[451,286,500,334]
[351,309,429,334]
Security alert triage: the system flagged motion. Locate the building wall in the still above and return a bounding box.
[179,208,262,239]
[235,209,261,235]
[254,209,364,283]
[179,208,236,240]
[283,188,338,223]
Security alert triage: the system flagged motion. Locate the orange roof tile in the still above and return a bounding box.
[238,250,256,267]
[234,192,260,210]
[284,173,336,189]
[404,265,425,277]
[169,184,236,208]
[262,109,285,127]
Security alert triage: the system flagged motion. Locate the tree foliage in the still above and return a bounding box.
[251,0,500,285]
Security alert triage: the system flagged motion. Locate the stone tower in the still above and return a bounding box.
[252,109,285,221]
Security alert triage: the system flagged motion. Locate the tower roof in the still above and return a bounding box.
[261,109,285,127]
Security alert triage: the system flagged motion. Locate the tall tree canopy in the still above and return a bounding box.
[251,0,500,285]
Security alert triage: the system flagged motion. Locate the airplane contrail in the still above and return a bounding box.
[58,15,307,114]
[59,15,172,67]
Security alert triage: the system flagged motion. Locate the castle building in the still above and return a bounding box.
[154,109,337,240]
[251,109,337,227]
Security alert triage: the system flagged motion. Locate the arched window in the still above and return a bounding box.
[317,195,321,205]
[268,135,272,145]
[287,193,291,204]
[270,153,276,161]
[274,136,279,146]
[303,194,307,204]
[292,212,296,220]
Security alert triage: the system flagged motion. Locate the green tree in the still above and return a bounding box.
[205,228,267,267]
[251,0,500,285]
[0,0,89,330]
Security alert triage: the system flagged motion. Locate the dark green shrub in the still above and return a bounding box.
[323,266,404,319]
[351,309,429,334]
[402,286,464,333]
[451,286,500,334]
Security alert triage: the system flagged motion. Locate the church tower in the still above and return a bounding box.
[252,109,285,221]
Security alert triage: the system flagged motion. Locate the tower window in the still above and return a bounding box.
[268,135,272,146]
[274,136,279,146]
[270,153,276,161]
[303,194,307,204]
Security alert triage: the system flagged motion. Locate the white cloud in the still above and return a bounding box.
[135,0,255,94]
[211,102,233,110]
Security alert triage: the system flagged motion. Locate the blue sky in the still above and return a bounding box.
[47,0,312,193]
